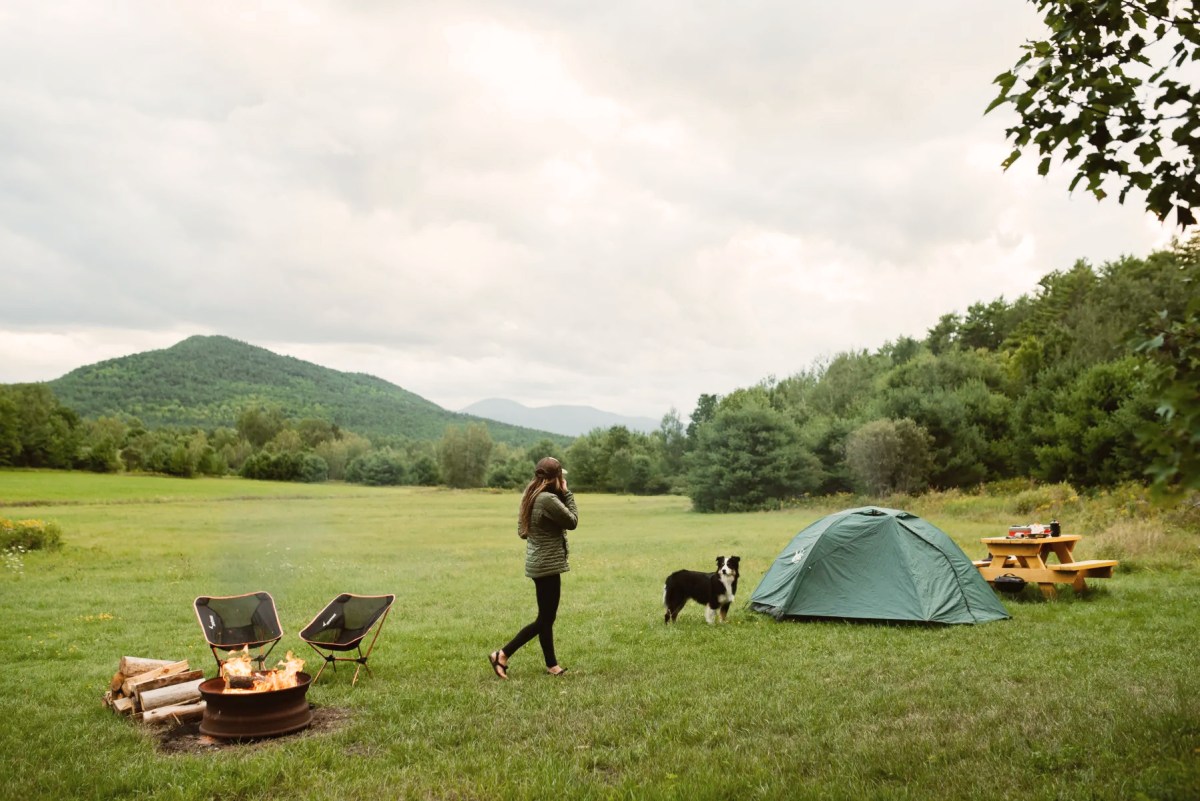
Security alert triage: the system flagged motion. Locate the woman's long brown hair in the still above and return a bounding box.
[518,477,556,536]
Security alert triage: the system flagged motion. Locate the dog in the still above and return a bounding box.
[663,555,740,624]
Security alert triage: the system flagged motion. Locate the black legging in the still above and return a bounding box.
[502,574,561,668]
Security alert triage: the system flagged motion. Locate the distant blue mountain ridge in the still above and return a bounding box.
[460,398,660,437]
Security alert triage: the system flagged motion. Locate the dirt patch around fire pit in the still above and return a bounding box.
[152,704,352,754]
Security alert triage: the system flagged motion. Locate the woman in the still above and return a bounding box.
[489,456,578,678]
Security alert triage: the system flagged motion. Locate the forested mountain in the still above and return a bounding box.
[44,335,563,446]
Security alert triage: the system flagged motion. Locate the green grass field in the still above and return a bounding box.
[1,471,1197,800]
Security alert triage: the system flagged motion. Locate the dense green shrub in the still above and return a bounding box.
[486,456,532,490]
[239,451,329,483]
[1010,482,1081,517]
[346,451,410,486]
[439,423,493,488]
[0,384,83,469]
[687,405,823,512]
[410,454,441,486]
[0,519,63,551]
[844,418,933,495]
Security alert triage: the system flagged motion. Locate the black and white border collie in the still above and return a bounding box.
[663,555,741,624]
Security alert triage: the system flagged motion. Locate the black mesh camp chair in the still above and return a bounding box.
[194,591,283,671]
[299,593,395,685]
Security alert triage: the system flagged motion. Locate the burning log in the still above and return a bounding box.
[219,648,306,692]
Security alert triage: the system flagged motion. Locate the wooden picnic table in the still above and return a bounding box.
[974,534,1118,599]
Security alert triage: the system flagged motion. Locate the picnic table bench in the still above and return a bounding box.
[974,534,1118,598]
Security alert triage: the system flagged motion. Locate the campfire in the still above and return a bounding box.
[219,647,305,693]
[198,648,314,739]
[102,650,315,739]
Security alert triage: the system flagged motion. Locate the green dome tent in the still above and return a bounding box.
[749,507,1009,624]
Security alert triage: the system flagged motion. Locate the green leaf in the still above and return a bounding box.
[984,95,1010,114]
[1001,149,1022,170]
[1134,142,1160,165]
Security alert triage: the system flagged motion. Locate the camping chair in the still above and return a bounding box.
[299,593,395,685]
[194,591,283,671]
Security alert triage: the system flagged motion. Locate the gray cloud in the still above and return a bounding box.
[0,1,1173,418]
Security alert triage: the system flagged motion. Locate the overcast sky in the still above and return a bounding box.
[0,1,1176,420]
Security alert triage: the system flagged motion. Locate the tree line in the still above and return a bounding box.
[1,238,1196,508]
[684,238,1198,508]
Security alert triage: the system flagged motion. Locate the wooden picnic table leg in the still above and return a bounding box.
[1047,542,1074,565]
[1071,573,1088,594]
[1021,552,1058,600]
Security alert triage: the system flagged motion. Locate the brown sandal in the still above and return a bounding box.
[489,651,508,679]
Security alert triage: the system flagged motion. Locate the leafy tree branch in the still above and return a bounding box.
[988,0,1199,226]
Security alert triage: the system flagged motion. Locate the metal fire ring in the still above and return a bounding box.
[197,673,313,739]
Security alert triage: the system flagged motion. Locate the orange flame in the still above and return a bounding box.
[221,646,255,679]
[220,647,305,693]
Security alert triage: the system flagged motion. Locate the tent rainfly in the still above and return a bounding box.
[749,507,1010,624]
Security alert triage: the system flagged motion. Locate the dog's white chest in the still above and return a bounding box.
[718,574,736,605]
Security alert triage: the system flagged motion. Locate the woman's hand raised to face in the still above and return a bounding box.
[558,476,569,494]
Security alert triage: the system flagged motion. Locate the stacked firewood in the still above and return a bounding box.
[103,656,207,725]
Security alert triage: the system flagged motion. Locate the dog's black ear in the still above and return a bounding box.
[728,556,740,567]
[716,556,725,568]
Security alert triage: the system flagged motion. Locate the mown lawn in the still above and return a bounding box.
[1,471,1197,800]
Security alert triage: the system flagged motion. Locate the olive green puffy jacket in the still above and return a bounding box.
[519,490,578,578]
